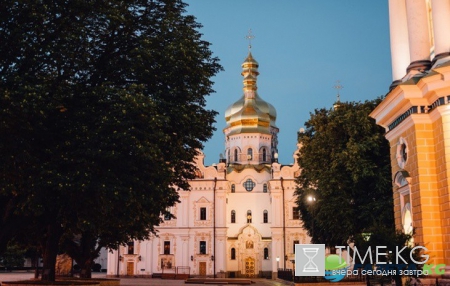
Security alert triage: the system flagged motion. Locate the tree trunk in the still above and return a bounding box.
[70,232,101,279]
[329,246,336,254]
[79,259,93,278]
[34,252,39,279]
[394,274,402,286]
[41,223,63,281]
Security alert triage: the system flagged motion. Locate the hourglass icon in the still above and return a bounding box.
[303,248,319,272]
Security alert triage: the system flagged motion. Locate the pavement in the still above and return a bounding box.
[0,271,295,286]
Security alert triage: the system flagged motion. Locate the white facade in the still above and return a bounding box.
[107,52,309,278]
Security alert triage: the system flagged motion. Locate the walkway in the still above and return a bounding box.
[0,272,295,286]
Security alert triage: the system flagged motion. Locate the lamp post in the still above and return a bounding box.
[307,195,316,243]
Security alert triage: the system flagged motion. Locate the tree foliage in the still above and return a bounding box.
[295,100,394,247]
[0,241,26,269]
[0,0,222,281]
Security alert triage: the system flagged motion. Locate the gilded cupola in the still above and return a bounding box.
[224,52,277,136]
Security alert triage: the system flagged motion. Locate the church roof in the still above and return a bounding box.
[224,52,277,135]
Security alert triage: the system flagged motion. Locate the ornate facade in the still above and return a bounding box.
[370,0,450,274]
[106,51,309,278]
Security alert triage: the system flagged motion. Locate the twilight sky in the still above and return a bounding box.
[184,1,393,165]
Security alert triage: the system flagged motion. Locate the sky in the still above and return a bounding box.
[184,1,393,166]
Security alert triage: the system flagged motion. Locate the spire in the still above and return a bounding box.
[333,80,344,110]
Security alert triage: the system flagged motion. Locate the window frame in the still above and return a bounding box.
[200,207,207,220]
[199,241,207,255]
[292,207,300,220]
[164,241,170,255]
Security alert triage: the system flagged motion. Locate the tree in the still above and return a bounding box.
[0,0,222,281]
[295,100,394,248]
[0,241,26,270]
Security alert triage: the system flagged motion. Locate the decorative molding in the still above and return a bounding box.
[388,95,450,131]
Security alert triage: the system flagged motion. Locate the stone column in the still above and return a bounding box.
[388,0,410,84]
[405,0,431,72]
[431,0,450,61]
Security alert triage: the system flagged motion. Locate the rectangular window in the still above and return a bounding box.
[164,207,171,220]
[199,241,206,254]
[200,207,207,220]
[127,241,134,254]
[164,241,170,255]
[293,207,300,220]
[293,240,299,254]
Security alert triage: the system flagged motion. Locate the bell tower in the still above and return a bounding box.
[223,51,278,165]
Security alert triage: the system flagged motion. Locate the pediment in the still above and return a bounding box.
[197,196,210,204]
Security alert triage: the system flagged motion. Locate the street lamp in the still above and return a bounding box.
[276,257,280,270]
[307,195,316,243]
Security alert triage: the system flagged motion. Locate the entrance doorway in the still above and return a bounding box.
[244,257,255,277]
[199,262,206,276]
[126,261,134,276]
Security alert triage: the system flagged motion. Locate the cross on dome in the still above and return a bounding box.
[333,80,344,102]
[245,29,255,51]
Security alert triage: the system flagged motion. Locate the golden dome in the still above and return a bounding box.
[224,52,277,135]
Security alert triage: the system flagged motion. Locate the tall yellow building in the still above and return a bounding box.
[370,0,450,272]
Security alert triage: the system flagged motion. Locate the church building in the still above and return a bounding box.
[370,0,450,274]
[106,51,309,278]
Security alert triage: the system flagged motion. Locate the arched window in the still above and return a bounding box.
[247,210,252,223]
[263,148,267,162]
[231,184,235,193]
[231,210,236,223]
[247,148,253,160]
[231,248,236,260]
[264,247,269,260]
[263,210,268,223]
[263,183,268,193]
[234,149,238,162]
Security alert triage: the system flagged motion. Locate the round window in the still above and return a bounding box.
[243,179,256,192]
[396,137,408,169]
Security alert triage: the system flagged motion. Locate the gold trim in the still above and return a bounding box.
[229,120,270,127]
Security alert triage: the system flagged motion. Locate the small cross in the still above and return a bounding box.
[333,80,344,102]
[245,29,255,51]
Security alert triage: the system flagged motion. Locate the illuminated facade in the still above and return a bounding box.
[370,0,450,272]
[106,52,309,278]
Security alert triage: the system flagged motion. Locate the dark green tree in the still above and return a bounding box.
[295,100,394,249]
[0,241,26,269]
[0,0,221,281]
